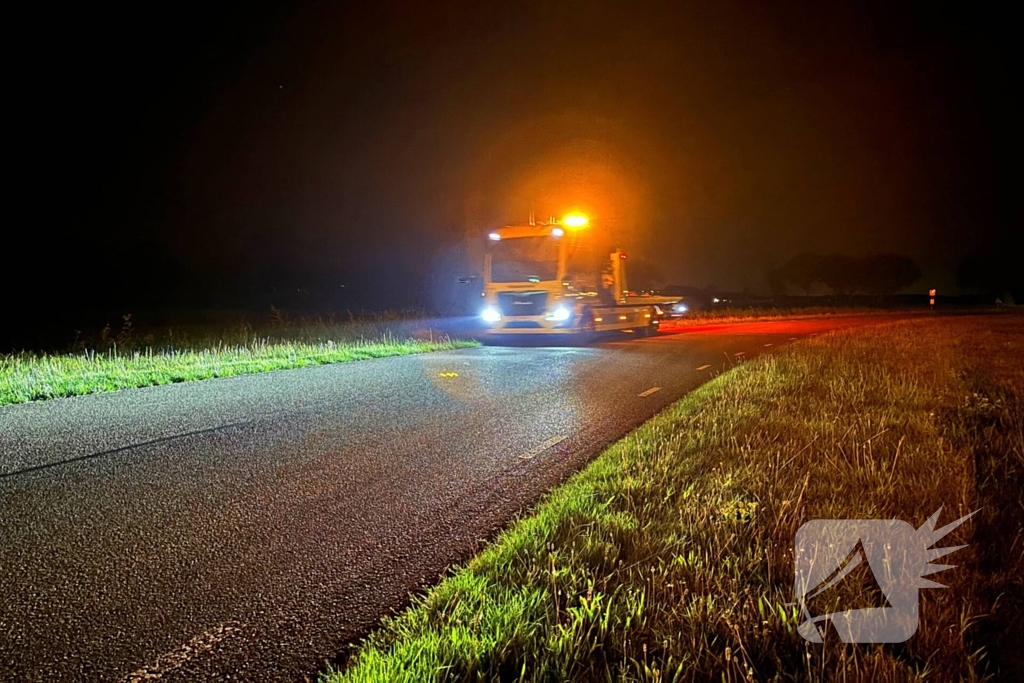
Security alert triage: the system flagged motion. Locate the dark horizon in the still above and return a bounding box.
[7,1,1019,337]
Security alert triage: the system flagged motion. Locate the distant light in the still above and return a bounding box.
[619,253,627,259]
[481,306,501,323]
[551,227,565,237]
[619,314,627,320]
[674,303,688,313]
[713,297,720,303]
[594,316,603,322]
[562,213,589,228]
[488,232,501,241]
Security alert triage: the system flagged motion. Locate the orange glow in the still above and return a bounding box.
[461,115,663,250]
[562,213,589,228]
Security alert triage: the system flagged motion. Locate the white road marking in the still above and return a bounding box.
[696,364,711,371]
[733,351,746,357]
[763,343,772,347]
[789,337,798,340]
[125,622,243,682]
[518,435,568,460]
[638,387,661,397]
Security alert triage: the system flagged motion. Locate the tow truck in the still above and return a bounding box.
[479,214,678,343]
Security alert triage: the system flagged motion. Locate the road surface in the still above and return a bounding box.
[1,316,893,681]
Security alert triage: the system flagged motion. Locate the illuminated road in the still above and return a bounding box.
[1,315,895,681]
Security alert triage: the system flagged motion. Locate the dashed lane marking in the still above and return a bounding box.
[638,387,661,397]
[696,364,711,371]
[733,351,746,357]
[518,435,568,460]
[125,622,243,682]
[763,343,772,347]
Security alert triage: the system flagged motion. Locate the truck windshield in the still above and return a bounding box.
[489,237,559,283]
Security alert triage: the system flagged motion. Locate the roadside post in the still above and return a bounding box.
[929,288,936,309]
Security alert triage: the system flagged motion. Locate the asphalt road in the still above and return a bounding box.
[1,316,892,682]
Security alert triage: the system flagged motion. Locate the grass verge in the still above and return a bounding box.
[327,314,1023,682]
[0,334,476,406]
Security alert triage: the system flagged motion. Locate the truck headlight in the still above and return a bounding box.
[481,306,502,323]
[545,306,572,322]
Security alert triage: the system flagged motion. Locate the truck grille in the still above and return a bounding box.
[497,291,548,316]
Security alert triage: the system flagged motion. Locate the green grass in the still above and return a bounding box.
[0,319,476,406]
[326,314,1023,682]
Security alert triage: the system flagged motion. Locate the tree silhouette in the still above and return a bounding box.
[769,253,825,295]
[861,253,922,295]
[818,254,862,296]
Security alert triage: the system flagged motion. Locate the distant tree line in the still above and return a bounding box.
[768,253,922,296]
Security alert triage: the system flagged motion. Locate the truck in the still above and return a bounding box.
[478,214,679,343]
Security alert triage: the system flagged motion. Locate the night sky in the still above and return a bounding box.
[9,1,1018,333]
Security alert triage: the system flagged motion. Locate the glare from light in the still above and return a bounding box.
[551,227,564,237]
[545,306,572,322]
[674,303,688,313]
[481,306,501,323]
[562,213,589,228]
[488,232,501,241]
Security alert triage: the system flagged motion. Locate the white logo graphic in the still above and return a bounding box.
[793,507,977,643]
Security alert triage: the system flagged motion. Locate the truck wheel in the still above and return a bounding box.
[636,319,657,337]
[574,309,596,346]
